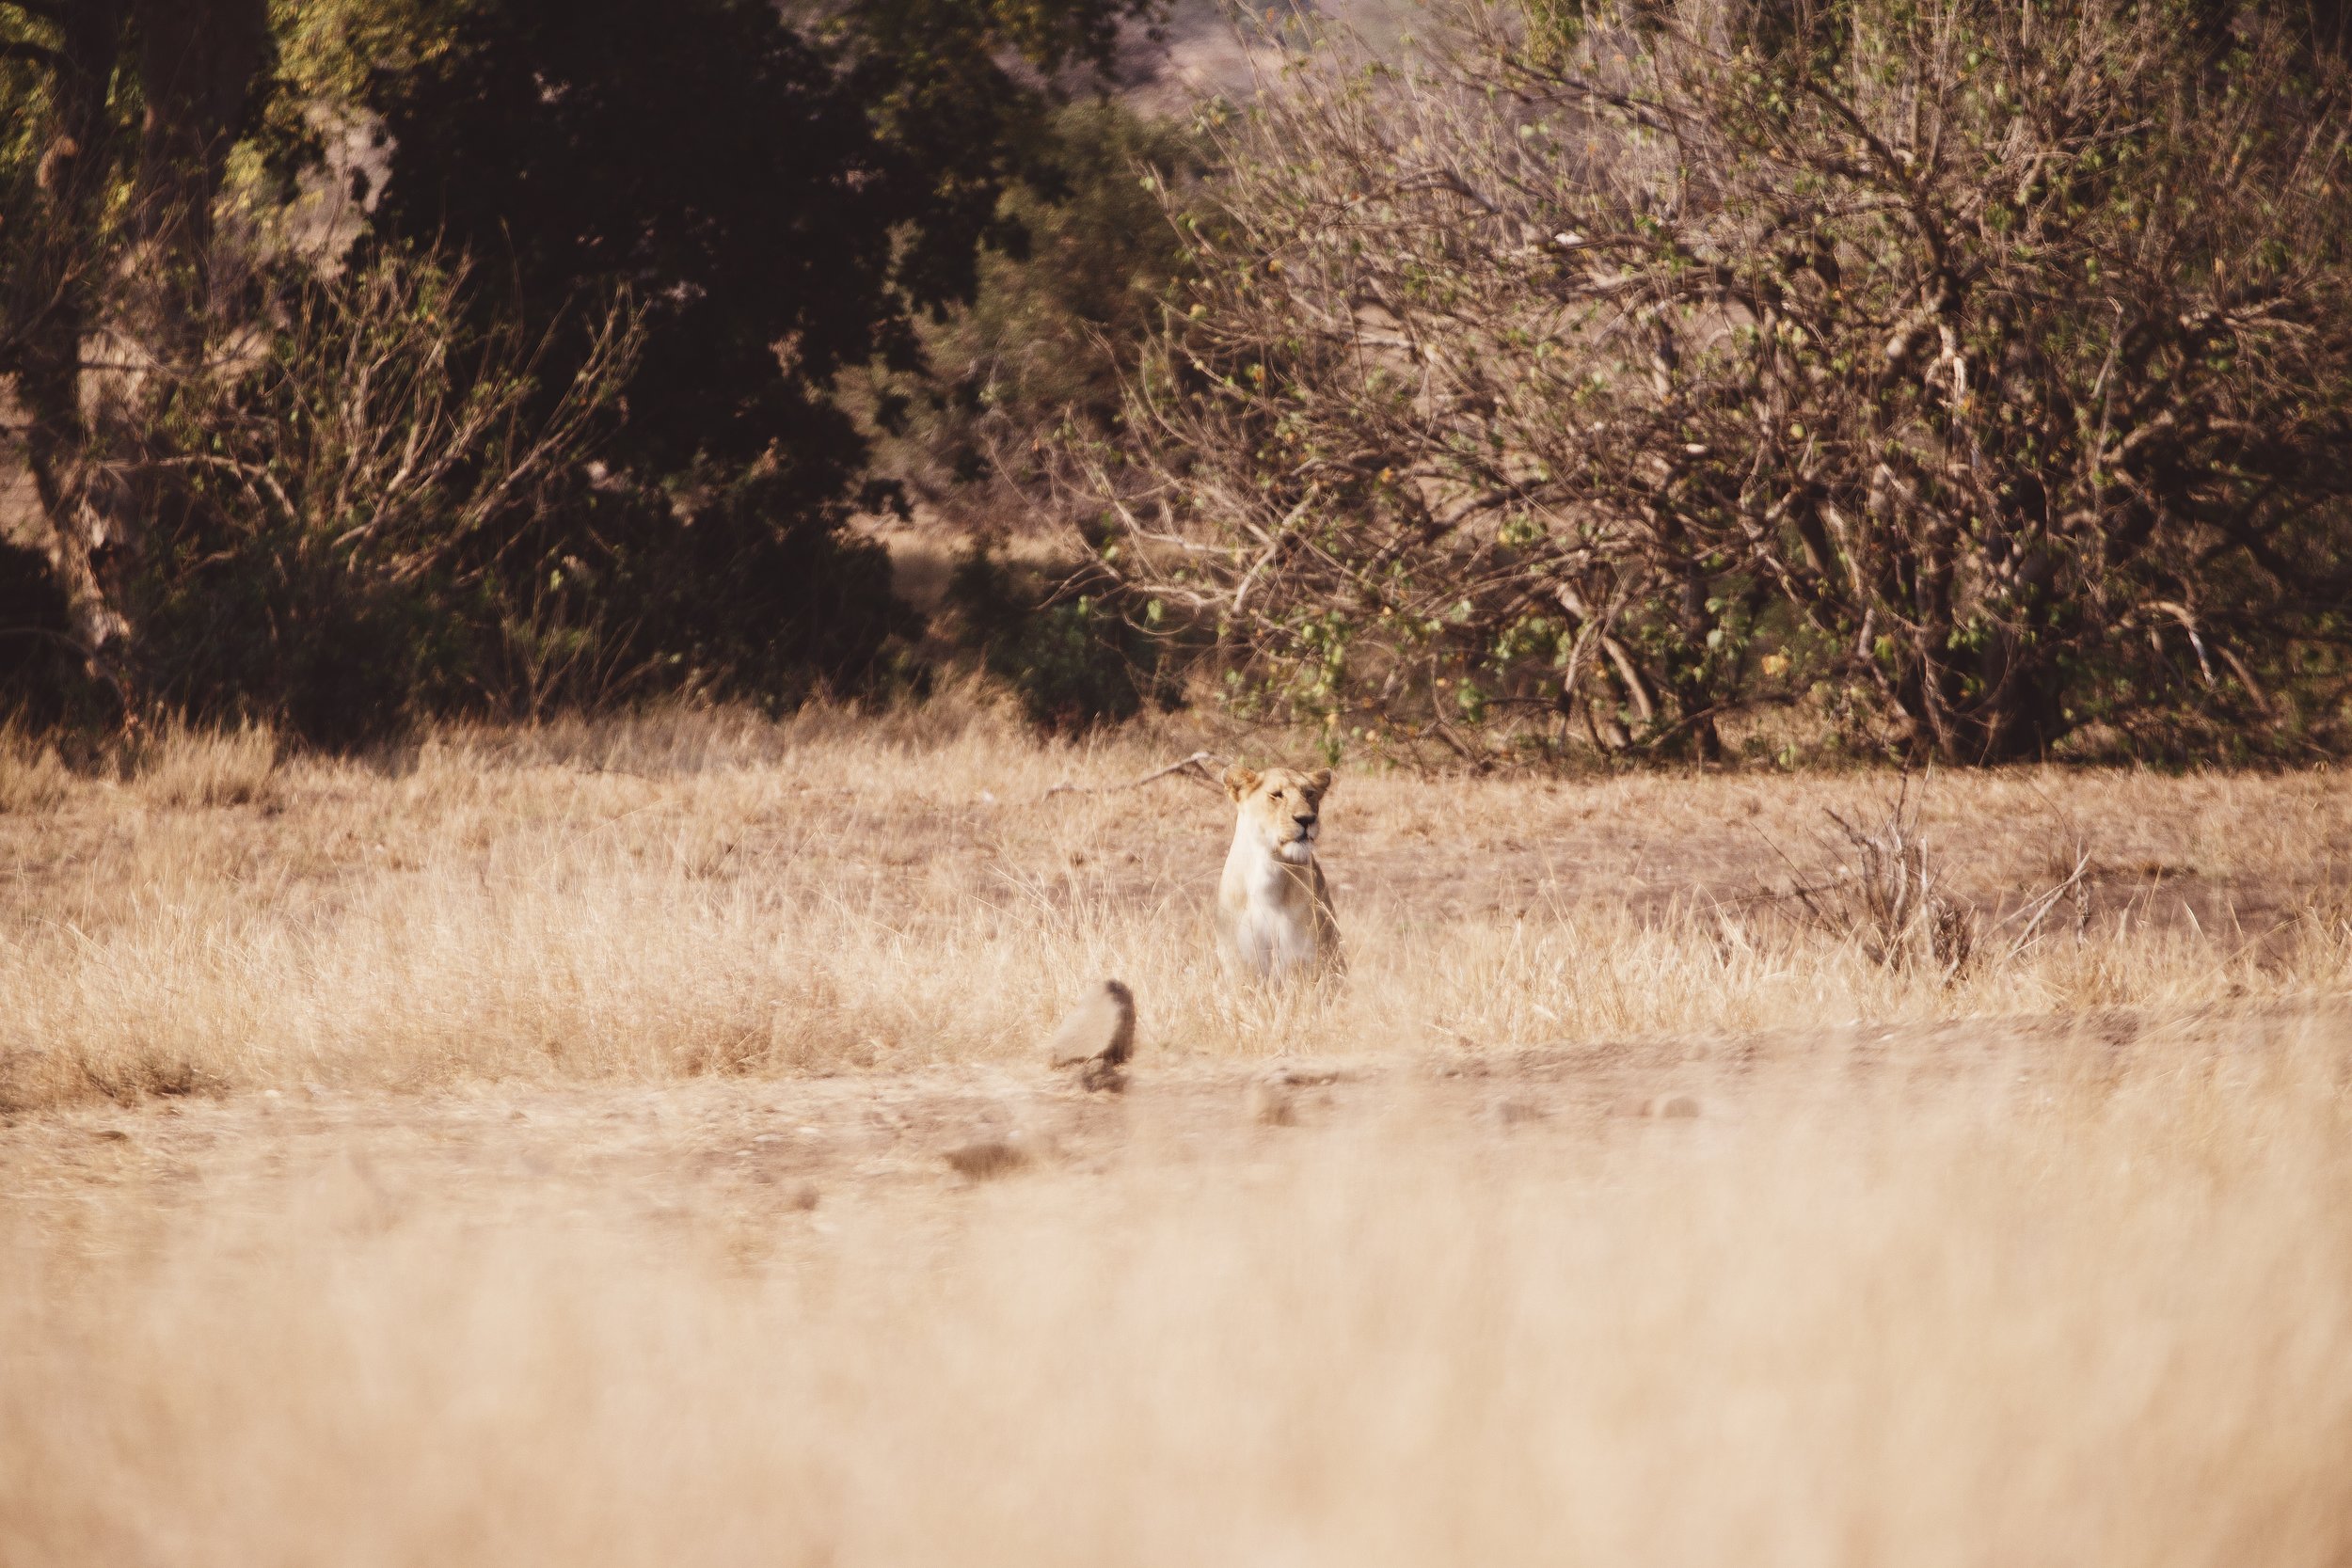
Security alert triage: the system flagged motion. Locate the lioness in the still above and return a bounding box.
[1215,764,1343,982]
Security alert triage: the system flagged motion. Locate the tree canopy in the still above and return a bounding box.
[0,0,1157,736]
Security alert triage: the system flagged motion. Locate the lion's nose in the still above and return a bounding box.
[1294,814,1317,830]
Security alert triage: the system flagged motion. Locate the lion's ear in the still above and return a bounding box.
[1221,764,1261,802]
[1306,768,1333,796]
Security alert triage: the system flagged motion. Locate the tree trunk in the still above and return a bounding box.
[15,2,132,683]
[1893,630,2068,764]
[132,0,270,338]
[1966,626,2067,763]
[6,0,268,714]
[1653,510,1724,760]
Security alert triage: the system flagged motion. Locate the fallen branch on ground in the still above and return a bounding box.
[1042,752,1226,800]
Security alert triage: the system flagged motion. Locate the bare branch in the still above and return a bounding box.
[1042,752,1226,800]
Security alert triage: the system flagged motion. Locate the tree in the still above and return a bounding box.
[0,0,270,695]
[859,98,1205,529]
[1102,0,2352,764]
[1,2,649,738]
[142,251,642,743]
[0,0,1167,734]
[348,0,1158,699]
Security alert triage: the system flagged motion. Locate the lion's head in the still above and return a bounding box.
[1222,765,1333,865]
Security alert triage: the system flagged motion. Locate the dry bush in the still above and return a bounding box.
[1097,0,2352,764]
[127,719,278,809]
[139,251,644,743]
[1753,779,2090,979]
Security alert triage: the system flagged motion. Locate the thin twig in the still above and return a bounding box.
[1989,847,2091,962]
[1041,751,1227,800]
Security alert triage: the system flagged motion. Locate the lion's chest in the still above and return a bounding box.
[1219,851,1323,977]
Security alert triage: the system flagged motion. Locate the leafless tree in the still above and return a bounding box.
[123,249,646,728]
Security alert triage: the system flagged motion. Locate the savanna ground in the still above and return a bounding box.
[4,705,2351,1564]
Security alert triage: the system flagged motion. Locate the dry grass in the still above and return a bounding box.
[3,705,2350,1563]
[6,1012,2352,1565]
[0,728,71,814]
[127,716,281,809]
[0,703,2344,1108]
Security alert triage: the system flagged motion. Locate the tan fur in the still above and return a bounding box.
[1214,764,1343,983]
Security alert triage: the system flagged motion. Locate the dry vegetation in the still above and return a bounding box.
[3,706,2350,1562]
[1,705,2344,1106]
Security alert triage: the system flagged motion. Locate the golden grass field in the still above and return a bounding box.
[3,705,2350,1564]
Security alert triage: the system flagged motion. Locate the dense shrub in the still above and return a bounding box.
[946,547,1184,731]
[0,539,88,729]
[858,99,1207,530]
[0,0,1152,744]
[1098,0,2352,764]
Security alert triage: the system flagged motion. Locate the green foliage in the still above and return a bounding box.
[342,0,1162,715]
[861,99,1204,521]
[0,0,1170,742]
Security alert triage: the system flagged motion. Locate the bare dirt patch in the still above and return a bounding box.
[8,1005,2352,1564]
